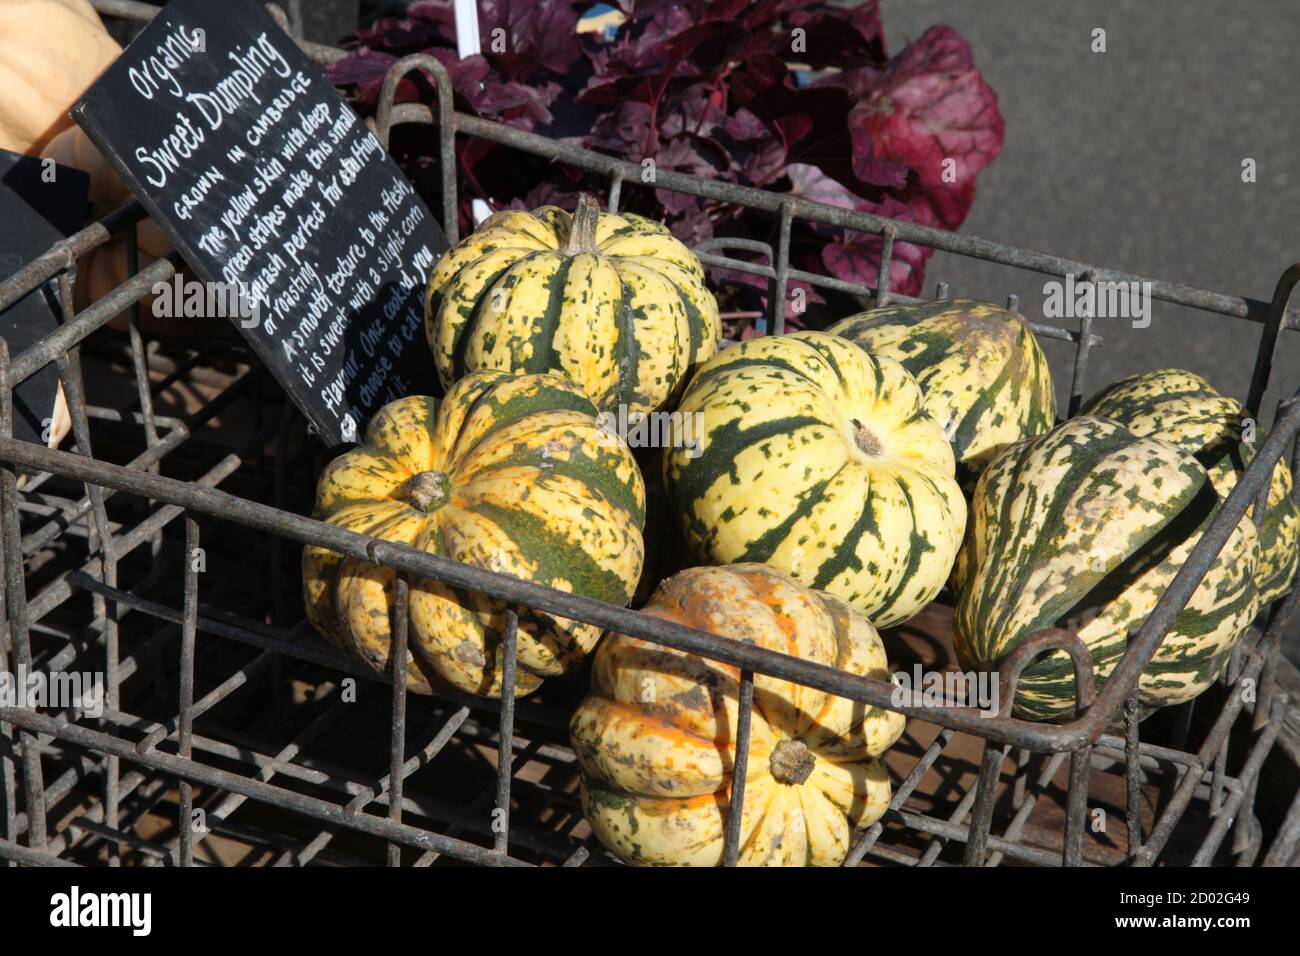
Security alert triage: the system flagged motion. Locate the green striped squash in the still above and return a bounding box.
[1080,368,1299,604]
[663,331,966,628]
[829,298,1056,485]
[953,417,1260,721]
[303,370,646,697]
[425,193,721,417]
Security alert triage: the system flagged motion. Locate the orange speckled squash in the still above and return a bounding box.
[571,563,905,866]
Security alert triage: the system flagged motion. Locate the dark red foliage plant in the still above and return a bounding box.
[328,0,1004,331]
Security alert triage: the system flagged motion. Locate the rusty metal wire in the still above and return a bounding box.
[0,0,1294,867]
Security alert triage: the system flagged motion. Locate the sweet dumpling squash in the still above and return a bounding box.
[1080,368,1299,606]
[830,298,1056,485]
[663,331,966,628]
[571,564,905,866]
[303,370,646,697]
[425,194,720,417]
[954,416,1260,721]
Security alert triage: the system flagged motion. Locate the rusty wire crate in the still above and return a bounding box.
[0,0,1298,868]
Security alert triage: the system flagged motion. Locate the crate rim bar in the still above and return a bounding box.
[32,564,1278,792]
[1,373,1296,757]
[0,429,1076,752]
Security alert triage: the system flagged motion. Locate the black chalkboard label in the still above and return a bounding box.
[71,0,447,446]
[0,149,89,445]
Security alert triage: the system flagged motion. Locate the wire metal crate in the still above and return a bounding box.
[0,0,1297,867]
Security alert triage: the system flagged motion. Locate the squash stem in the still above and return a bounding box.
[563,193,601,256]
[396,470,451,512]
[851,418,884,457]
[769,738,816,785]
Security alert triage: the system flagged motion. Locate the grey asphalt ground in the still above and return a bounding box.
[883,0,1299,419]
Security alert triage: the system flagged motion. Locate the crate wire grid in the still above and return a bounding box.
[0,0,1296,867]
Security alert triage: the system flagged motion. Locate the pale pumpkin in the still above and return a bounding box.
[303,370,646,697]
[41,124,131,209]
[425,193,721,417]
[0,0,120,154]
[68,225,200,335]
[572,563,904,866]
[0,1,186,331]
[663,331,966,628]
[0,0,118,454]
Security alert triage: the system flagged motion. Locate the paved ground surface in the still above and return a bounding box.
[883,0,1299,417]
[882,1,1300,658]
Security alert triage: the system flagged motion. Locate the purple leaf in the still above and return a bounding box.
[785,162,861,208]
[324,49,399,99]
[821,194,932,298]
[507,181,581,210]
[406,2,457,33]
[657,134,730,177]
[479,0,584,80]
[720,106,789,185]
[785,163,928,299]
[587,100,656,157]
[782,5,887,68]
[581,20,749,107]
[347,15,446,52]
[659,83,730,139]
[729,54,896,194]
[844,24,1004,230]
[331,1,1002,308]
[667,202,715,247]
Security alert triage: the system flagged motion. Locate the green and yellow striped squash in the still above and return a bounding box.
[572,563,905,866]
[953,417,1260,721]
[1080,368,1299,605]
[663,331,965,628]
[829,298,1056,484]
[425,193,721,417]
[302,370,646,697]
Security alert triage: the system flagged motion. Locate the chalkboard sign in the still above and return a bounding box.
[0,149,89,445]
[71,0,447,446]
